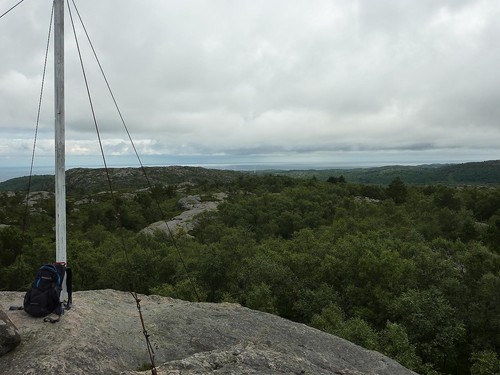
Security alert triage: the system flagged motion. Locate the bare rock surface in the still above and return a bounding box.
[142,193,227,236]
[0,290,417,375]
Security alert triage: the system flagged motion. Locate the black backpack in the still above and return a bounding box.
[23,263,72,320]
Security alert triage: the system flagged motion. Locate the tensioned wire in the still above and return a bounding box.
[68,0,201,303]
[0,0,26,20]
[0,0,51,246]
[14,1,55,292]
[2,2,195,370]
[66,1,203,373]
[67,1,158,371]
[5,0,200,369]
[23,1,54,234]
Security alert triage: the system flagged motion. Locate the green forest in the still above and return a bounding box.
[1,172,499,375]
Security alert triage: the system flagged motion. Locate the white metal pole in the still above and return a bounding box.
[54,0,66,264]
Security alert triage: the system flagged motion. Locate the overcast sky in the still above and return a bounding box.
[1,0,500,174]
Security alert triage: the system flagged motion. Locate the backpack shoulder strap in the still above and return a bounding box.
[65,267,73,307]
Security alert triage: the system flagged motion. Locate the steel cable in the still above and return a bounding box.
[0,0,26,20]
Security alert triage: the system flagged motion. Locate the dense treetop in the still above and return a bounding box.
[1,167,499,375]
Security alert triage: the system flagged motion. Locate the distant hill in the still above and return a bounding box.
[1,160,499,192]
[0,166,243,193]
[0,175,55,192]
[260,160,500,185]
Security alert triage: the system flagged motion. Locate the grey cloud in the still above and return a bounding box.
[1,0,500,167]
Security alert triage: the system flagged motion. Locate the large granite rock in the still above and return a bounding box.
[0,308,21,356]
[142,193,227,236]
[0,290,417,375]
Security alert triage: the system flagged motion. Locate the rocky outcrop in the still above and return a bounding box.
[142,193,227,236]
[65,167,242,193]
[26,191,54,206]
[0,290,417,375]
[0,308,21,356]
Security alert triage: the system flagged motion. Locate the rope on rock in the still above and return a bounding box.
[132,292,158,374]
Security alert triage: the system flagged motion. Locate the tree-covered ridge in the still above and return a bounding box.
[1,173,499,375]
[264,159,500,185]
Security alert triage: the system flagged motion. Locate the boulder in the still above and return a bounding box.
[0,307,21,356]
[0,290,417,375]
[177,195,202,210]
